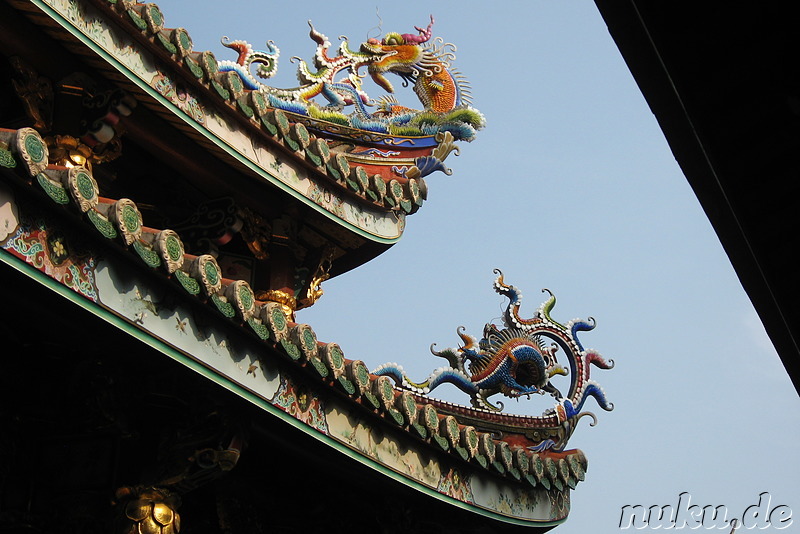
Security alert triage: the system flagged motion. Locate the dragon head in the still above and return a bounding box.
[361,15,437,95]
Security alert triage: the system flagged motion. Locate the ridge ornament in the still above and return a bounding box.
[217,16,485,141]
[373,270,614,449]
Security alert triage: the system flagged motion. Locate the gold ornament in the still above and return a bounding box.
[257,289,296,319]
[114,486,181,534]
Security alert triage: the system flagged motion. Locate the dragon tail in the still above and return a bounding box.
[574,381,614,413]
[372,362,476,396]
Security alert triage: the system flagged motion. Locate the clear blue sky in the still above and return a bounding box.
[156,1,800,530]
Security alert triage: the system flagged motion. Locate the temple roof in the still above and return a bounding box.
[1,0,484,287]
[1,117,584,528]
[0,2,612,529]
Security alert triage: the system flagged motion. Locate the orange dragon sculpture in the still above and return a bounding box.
[363,16,471,114]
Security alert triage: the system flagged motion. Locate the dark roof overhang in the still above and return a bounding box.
[594,1,800,394]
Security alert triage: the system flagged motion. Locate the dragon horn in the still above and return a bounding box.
[307,20,329,47]
[403,14,435,45]
[456,325,475,349]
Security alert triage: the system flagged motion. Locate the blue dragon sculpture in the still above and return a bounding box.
[373,270,614,417]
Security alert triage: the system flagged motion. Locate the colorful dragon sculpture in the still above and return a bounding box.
[373,270,614,421]
[217,17,484,140]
